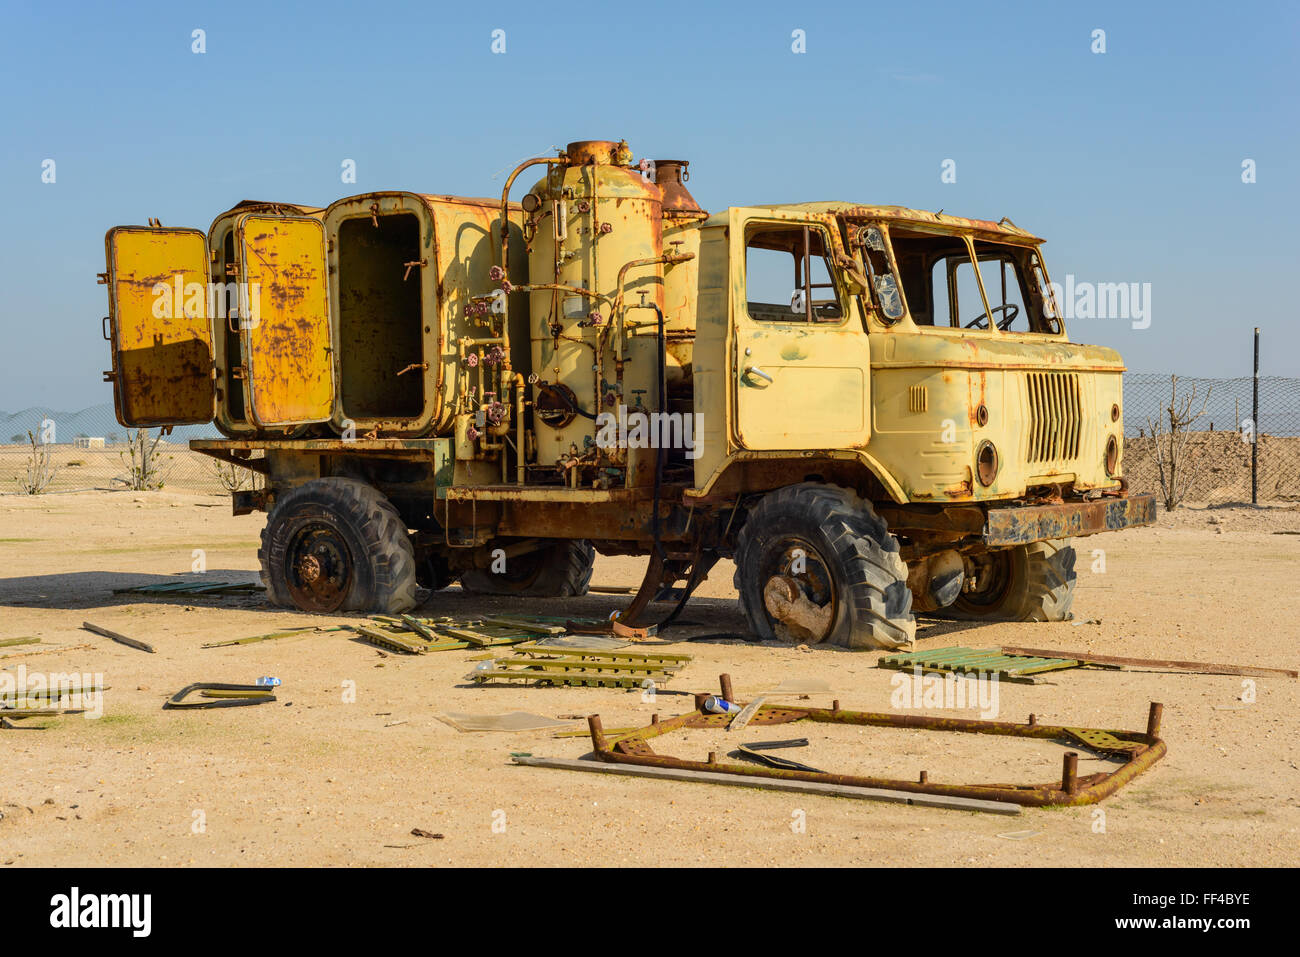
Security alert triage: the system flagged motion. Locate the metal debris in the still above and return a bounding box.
[357,615,541,654]
[727,694,767,732]
[733,743,824,774]
[582,674,1167,808]
[565,618,657,642]
[529,633,630,651]
[113,580,264,597]
[164,683,277,709]
[879,646,1081,683]
[470,647,690,689]
[438,711,578,733]
[1000,645,1298,679]
[481,616,567,635]
[82,621,156,654]
[742,738,810,750]
[510,755,1021,816]
[1,681,105,707]
[1,706,87,728]
[202,626,348,649]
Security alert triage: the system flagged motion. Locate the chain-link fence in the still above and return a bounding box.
[5,375,1299,506]
[0,406,249,495]
[1122,373,1300,509]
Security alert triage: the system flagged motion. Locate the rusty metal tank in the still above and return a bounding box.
[525,140,665,486]
[653,161,707,396]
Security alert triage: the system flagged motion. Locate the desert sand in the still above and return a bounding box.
[1,490,1297,867]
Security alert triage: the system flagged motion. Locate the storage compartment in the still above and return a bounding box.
[336,213,425,421]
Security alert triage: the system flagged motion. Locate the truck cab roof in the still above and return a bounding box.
[704,202,1043,245]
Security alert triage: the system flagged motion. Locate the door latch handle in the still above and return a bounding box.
[744,365,774,383]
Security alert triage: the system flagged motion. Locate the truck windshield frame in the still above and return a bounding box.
[872,223,1066,337]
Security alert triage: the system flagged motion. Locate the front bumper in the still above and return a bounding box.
[983,493,1156,546]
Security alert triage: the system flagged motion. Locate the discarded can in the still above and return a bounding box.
[255,676,281,687]
[702,695,739,715]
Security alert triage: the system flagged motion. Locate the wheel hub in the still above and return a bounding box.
[960,550,1013,611]
[286,523,353,612]
[760,541,836,643]
[297,553,322,583]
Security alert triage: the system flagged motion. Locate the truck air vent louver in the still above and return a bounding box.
[1026,372,1082,463]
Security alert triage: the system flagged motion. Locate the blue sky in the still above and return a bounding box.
[1,0,1296,411]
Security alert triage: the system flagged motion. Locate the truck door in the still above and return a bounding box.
[733,219,870,450]
[234,213,335,427]
[102,226,216,427]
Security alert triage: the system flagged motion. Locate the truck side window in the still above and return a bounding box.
[931,256,987,328]
[745,225,843,322]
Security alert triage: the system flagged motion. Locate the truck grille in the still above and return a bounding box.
[1026,372,1082,463]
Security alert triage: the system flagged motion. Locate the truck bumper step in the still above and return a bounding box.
[983,493,1156,546]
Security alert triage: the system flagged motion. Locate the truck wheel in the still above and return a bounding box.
[259,477,417,614]
[458,540,594,597]
[733,484,915,649]
[947,539,1076,621]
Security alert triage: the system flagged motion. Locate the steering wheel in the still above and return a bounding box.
[965,303,1020,331]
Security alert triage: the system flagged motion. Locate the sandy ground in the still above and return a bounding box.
[1,491,1297,867]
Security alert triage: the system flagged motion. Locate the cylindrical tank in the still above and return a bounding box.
[654,160,708,398]
[527,140,665,486]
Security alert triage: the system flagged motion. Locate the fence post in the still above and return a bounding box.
[1252,327,1259,505]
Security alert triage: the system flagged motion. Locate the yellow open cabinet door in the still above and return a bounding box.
[103,226,216,427]
[236,214,335,427]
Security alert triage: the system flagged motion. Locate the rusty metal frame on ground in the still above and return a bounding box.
[586,674,1166,807]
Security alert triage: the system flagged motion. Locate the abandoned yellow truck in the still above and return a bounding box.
[99,139,1155,649]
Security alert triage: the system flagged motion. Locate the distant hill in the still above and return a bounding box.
[0,405,221,445]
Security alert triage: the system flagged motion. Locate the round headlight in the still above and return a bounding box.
[976,440,999,487]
